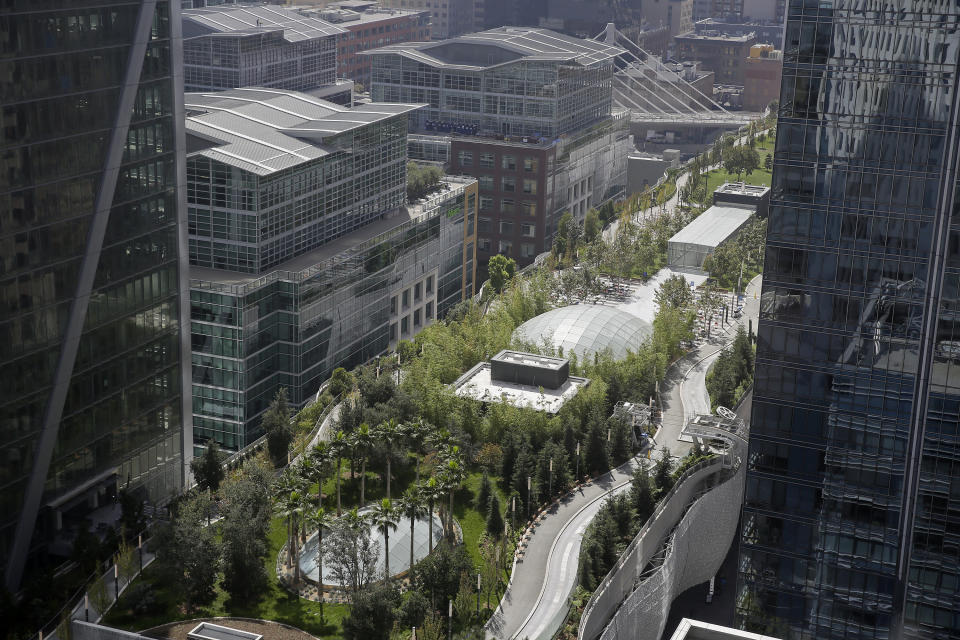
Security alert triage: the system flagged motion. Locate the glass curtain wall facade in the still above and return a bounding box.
[371,56,614,139]
[191,180,477,451]
[0,0,188,589]
[738,0,960,638]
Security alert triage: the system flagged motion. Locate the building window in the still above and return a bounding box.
[500,220,514,235]
[425,300,434,319]
[479,152,495,168]
[479,175,494,190]
[523,157,539,172]
[499,239,513,253]
[479,216,492,232]
[457,150,473,167]
[478,238,491,251]
[402,289,410,309]
[502,198,516,214]
[415,282,422,302]
[523,179,537,195]
[426,275,434,293]
[390,322,398,341]
[521,201,537,216]
[502,155,517,170]
[502,177,516,192]
[480,196,493,210]
[390,295,397,314]
[401,315,409,335]
[414,308,422,328]
[521,242,536,258]
[521,223,536,238]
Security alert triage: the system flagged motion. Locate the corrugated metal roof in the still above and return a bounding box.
[185,87,423,175]
[362,27,624,70]
[183,5,346,41]
[668,205,755,248]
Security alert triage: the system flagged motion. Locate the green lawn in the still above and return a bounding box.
[104,517,348,638]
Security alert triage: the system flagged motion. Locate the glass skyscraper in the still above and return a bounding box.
[738,0,960,637]
[0,1,190,590]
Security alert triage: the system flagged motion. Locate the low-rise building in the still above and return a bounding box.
[298,1,431,89]
[712,181,770,217]
[675,30,757,86]
[742,44,781,111]
[184,88,478,451]
[667,204,754,270]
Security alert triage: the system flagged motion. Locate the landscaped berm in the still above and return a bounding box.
[143,619,315,640]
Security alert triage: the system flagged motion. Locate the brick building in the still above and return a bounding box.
[675,30,756,85]
[742,44,781,111]
[299,1,431,89]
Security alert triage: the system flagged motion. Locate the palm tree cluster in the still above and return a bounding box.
[273,417,468,600]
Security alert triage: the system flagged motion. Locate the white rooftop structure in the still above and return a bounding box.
[668,619,780,640]
[363,26,625,70]
[452,353,590,413]
[667,204,755,270]
[188,623,262,640]
[185,87,422,175]
[183,5,347,40]
[513,305,653,362]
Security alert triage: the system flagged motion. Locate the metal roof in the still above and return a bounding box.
[668,205,755,249]
[183,5,346,41]
[184,87,423,175]
[362,27,624,70]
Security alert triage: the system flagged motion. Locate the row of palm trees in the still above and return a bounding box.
[273,417,467,592]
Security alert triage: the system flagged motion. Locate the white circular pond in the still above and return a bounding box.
[298,511,444,584]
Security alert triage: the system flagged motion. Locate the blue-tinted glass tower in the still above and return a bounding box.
[0,1,191,591]
[737,0,960,638]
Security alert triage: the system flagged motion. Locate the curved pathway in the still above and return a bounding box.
[485,275,762,639]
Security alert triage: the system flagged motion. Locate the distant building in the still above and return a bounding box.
[711,0,744,19]
[692,17,782,46]
[298,2,431,89]
[742,44,781,111]
[185,89,476,451]
[627,153,672,196]
[378,0,476,39]
[182,5,352,102]
[675,30,757,85]
[366,28,630,269]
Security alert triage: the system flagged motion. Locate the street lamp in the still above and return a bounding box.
[138,533,143,574]
[575,441,581,483]
[548,458,553,500]
[476,572,481,615]
[526,476,531,520]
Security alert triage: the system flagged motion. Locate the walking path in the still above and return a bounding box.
[485,276,762,639]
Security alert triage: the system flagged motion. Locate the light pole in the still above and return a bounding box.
[114,562,119,601]
[476,572,481,615]
[548,458,553,500]
[138,533,143,573]
[575,441,580,483]
[526,476,531,520]
[448,599,453,640]
[84,594,89,622]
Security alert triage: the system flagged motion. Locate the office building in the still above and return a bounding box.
[675,30,757,85]
[0,1,191,590]
[299,1,431,90]
[185,88,476,451]
[691,18,782,49]
[737,1,960,638]
[367,28,630,267]
[378,0,476,39]
[182,5,353,103]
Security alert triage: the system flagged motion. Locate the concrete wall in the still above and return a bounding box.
[73,622,149,640]
[627,155,670,196]
[579,455,746,640]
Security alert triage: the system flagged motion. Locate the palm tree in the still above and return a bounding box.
[400,489,430,571]
[306,442,331,505]
[402,419,430,484]
[274,489,306,583]
[353,422,374,507]
[341,508,368,592]
[370,498,399,579]
[375,419,401,501]
[305,507,333,619]
[329,430,348,516]
[439,456,464,542]
[419,477,444,554]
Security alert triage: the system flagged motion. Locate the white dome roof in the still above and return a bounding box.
[512,305,652,361]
